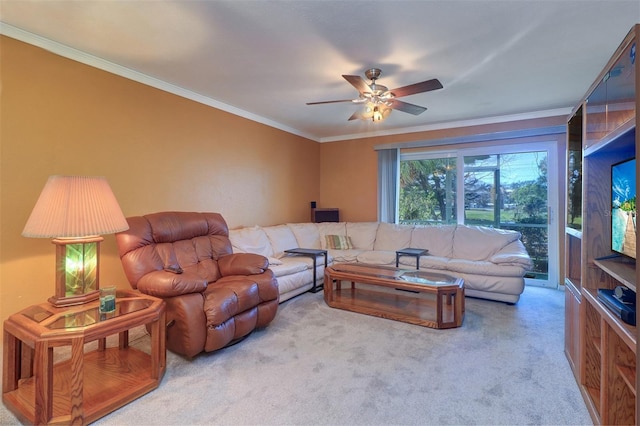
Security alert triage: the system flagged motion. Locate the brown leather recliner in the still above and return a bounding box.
[115,211,279,358]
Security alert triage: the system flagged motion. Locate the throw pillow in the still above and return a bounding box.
[325,235,354,250]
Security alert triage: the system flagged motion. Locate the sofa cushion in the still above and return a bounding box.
[462,275,525,302]
[267,258,308,278]
[373,223,413,251]
[325,234,354,250]
[356,250,395,265]
[410,225,455,257]
[229,226,274,258]
[419,255,450,270]
[275,272,314,300]
[267,257,283,266]
[346,222,379,250]
[287,223,321,249]
[329,249,364,263]
[263,224,299,258]
[490,240,534,269]
[317,222,347,249]
[452,225,521,261]
[446,258,529,277]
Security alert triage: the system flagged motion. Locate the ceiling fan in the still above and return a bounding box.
[306,68,443,122]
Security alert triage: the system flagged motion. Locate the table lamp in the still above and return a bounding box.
[22,176,129,307]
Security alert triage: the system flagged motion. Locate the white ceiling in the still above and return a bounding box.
[1,1,639,142]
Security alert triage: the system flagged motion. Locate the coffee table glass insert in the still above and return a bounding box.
[324,263,464,329]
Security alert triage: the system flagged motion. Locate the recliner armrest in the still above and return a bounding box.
[137,270,207,298]
[219,253,269,276]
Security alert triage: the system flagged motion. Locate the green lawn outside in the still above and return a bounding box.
[464,208,517,223]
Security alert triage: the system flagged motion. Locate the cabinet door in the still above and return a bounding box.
[585,40,636,149]
[565,284,581,378]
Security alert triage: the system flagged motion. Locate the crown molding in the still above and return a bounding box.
[373,124,566,151]
[319,108,571,143]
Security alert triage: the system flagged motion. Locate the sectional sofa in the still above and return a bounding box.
[230,222,533,304]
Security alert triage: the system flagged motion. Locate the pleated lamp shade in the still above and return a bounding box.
[23,175,129,238]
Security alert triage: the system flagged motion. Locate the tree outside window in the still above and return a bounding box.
[399,158,456,225]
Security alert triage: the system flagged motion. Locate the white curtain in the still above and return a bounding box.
[377,148,399,223]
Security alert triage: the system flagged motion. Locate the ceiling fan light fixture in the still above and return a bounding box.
[362,104,391,122]
[372,106,383,122]
[362,103,374,119]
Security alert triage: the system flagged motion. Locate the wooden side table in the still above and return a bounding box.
[2,290,166,425]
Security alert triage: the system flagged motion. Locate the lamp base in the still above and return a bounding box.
[50,236,103,308]
[48,289,100,308]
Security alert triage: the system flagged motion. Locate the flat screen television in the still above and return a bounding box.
[611,158,636,259]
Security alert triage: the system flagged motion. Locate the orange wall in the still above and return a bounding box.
[0,36,320,323]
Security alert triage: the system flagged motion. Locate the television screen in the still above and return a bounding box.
[611,158,636,259]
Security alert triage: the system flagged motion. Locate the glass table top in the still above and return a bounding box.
[21,298,154,329]
[331,263,459,287]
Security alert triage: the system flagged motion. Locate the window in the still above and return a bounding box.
[397,142,558,288]
[399,154,456,225]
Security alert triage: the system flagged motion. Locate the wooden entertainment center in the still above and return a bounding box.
[564,24,639,425]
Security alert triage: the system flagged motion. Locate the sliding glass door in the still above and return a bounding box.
[399,142,558,288]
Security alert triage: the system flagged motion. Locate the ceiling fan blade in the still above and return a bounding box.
[388,99,427,115]
[390,78,443,98]
[342,75,371,94]
[306,99,355,105]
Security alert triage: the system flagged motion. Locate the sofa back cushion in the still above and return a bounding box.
[373,223,414,250]
[410,225,456,257]
[346,222,379,250]
[229,226,274,258]
[116,212,232,289]
[287,223,321,249]
[453,225,521,261]
[263,224,299,258]
[317,222,347,249]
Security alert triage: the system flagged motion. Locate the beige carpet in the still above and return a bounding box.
[1,286,592,425]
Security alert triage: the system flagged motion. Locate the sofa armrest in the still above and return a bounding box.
[137,270,207,298]
[489,240,533,270]
[219,253,269,276]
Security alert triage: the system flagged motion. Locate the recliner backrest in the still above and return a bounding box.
[116,211,233,289]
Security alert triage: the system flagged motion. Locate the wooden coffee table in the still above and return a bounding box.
[2,290,166,425]
[324,263,464,329]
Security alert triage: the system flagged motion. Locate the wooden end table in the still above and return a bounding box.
[2,290,166,425]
